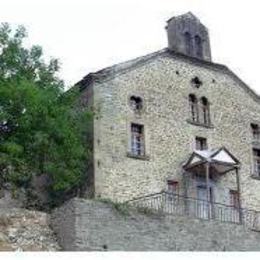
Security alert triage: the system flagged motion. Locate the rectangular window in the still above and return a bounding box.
[167,180,179,194]
[131,123,145,156]
[251,123,260,142]
[229,190,239,208]
[253,148,260,176]
[195,136,207,150]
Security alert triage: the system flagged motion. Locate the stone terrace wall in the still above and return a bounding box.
[50,198,260,251]
[51,199,76,251]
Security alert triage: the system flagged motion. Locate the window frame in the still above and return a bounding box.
[127,123,146,159]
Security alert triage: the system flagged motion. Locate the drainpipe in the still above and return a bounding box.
[235,166,243,224]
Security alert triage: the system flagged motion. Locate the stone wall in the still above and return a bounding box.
[166,13,212,61]
[88,51,260,212]
[50,198,260,251]
[51,199,76,251]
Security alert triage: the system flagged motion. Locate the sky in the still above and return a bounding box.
[0,0,260,92]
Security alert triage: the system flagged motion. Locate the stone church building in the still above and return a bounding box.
[76,12,260,220]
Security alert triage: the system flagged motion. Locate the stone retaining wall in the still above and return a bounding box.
[50,198,260,251]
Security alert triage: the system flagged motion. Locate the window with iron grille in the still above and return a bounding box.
[251,123,260,142]
[195,136,207,150]
[131,123,145,156]
[253,149,260,177]
[229,190,239,208]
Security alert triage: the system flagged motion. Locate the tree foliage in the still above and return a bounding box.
[0,23,91,207]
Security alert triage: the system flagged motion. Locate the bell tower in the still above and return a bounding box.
[166,12,212,61]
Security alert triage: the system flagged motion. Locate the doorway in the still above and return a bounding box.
[196,185,213,219]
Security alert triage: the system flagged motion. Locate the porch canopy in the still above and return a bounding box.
[183,147,240,174]
[182,147,242,221]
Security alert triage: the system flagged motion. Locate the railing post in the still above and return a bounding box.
[206,162,211,219]
[126,191,257,230]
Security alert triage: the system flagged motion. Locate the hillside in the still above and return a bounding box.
[0,208,60,251]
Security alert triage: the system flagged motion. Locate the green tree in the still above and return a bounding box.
[0,23,91,208]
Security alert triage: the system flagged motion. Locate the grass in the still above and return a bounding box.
[95,198,164,217]
[95,198,130,216]
[136,206,159,216]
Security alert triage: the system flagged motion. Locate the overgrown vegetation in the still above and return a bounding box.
[0,23,92,209]
[96,198,130,216]
[135,206,159,216]
[96,198,162,217]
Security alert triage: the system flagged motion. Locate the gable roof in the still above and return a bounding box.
[75,48,260,104]
[194,147,240,165]
[183,147,240,174]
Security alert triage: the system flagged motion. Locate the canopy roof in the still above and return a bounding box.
[183,147,240,175]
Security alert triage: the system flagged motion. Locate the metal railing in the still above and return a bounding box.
[126,191,260,231]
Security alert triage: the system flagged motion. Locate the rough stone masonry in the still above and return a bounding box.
[77,12,260,214]
[51,12,260,251]
[51,198,260,251]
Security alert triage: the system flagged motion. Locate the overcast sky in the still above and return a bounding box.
[1,0,260,92]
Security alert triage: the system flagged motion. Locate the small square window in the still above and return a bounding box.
[195,137,207,150]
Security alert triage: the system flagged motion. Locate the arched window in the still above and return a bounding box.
[184,32,193,56]
[200,97,210,125]
[194,35,203,58]
[189,94,199,122]
[130,96,143,111]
